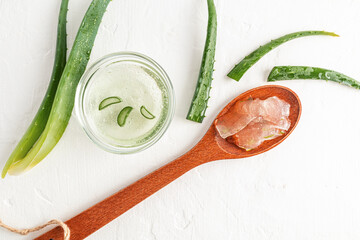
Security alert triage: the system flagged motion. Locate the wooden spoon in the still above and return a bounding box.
[35,85,301,240]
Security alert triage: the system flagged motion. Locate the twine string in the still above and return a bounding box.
[0,219,70,240]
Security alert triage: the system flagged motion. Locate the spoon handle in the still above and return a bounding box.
[34,150,207,240]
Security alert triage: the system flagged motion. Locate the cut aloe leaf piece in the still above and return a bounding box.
[99,96,122,110]
[140,106,156,120]
[268,66,360,89]
[117,106,133,127]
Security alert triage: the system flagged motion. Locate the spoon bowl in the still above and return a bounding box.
[36,85,301,240]
[213,85,301,157]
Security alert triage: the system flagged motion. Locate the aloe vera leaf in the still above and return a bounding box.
[268,66,360,89]
[186,0,217,123]
[6,0,112,176]
[2,0,68,178]
[227,31,339,81]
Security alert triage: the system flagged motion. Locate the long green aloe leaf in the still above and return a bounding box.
[227,31,339,81]
[186,0,217,123]
[4,0,112,177]
[2,0,69,178]
[268,66,360,89]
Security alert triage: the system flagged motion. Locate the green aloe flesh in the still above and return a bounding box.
[227,31,339,81]
[264,135,275,139]
[5,0,112,177]
[117,107,133,127]
[268,66,360,89]
[2,0,69,178]
[99,96,122,110]
[140,106,155,119]
[186,0,217,123]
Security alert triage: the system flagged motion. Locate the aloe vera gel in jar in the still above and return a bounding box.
[76,52,175,153]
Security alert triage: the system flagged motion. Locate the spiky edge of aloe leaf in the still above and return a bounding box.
[186,0,217,123]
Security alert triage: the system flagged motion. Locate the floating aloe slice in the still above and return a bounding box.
[140,106,156,120]
[117,106,133,127]
[99,96,122,110]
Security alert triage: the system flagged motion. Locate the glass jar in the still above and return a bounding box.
[75,52,175,154]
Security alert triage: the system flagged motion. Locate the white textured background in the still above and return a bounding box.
[1,0,360,239]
